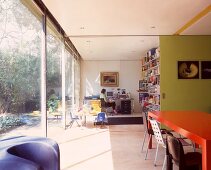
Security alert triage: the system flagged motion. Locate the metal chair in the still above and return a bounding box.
[141,109,154,158]
[68,111,80,128]
[149,119,194,170]
[166,134,202,170]
[141,109,168,160]
[149,119,168,170]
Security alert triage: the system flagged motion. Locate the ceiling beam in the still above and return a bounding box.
[33,0,81,59]
[174,5,211,35]
[66,35,160,38]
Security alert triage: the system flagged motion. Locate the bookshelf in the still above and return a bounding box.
[139,47,160,111]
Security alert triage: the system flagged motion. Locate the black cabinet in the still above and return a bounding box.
[121,100,131,114]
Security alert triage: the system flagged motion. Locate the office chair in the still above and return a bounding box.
[100,98,112,115]
[100,98,107,112]
[166,134,202,170]
[100,98,116,115]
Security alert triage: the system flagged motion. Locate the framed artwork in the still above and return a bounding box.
[201,61,211,79]
[100,72,119,87]
[178,61,199,79]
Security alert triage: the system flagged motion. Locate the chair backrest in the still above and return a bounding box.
[96,112,106,122]
[100,98,108,112]
[66,108,77,120]
[69,111,74,119]
[149,119,165,146]
[166,134,185,169]
[100,98,106,108]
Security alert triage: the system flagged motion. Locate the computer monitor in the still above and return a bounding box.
[119,94,127,99]
[106,91,114,97]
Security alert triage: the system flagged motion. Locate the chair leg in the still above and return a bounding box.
[192,142,196,152]
[100,121,103,128]
[76,120,80,127]
[162,155,167,170]
[145,134,152,160]
[141,130,147,152]
[69,121,74,128]
[154,143,159,166]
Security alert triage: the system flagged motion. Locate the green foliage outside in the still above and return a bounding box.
[47,91,59,112]
[0,115,25,133]
[0,0,61,114]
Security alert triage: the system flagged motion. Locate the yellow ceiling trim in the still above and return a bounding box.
[174,5,211,35]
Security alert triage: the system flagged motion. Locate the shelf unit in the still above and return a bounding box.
[121,100,131,114]
[139,47,160,111]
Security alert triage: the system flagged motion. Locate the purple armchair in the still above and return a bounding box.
[0,136,60,170]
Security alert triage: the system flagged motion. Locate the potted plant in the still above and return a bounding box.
[47,97,59,113]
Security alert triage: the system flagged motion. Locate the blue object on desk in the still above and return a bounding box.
[84,95,100,100]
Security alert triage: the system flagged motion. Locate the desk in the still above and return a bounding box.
[84,98,134,114]
[114,98,134,114]
[148,111,211,170]
[50,112,62,120]
[83,99,101,114]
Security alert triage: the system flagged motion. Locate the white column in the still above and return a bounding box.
[41,14,47,137]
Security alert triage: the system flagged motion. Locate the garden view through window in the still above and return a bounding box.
[0,0,80,138]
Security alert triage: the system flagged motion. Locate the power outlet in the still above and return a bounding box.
[162,93,166,99]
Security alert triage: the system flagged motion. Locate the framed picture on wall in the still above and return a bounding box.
[201,61,211,79]
[100,72,119,87]
[178,61,199,79]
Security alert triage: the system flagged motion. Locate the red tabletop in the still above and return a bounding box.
[148,110,211,170]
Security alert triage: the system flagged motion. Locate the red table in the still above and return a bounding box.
[148,110,211,170]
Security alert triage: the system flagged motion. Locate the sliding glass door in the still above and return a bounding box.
[0,0,42,138]
[0,0,81,139]
[46,19,63,135]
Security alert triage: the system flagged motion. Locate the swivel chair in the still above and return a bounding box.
[100,98,108,112]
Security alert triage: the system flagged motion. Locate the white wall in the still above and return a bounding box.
[81,60,141,113]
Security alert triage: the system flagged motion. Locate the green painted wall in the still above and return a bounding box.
[160,36,211,113]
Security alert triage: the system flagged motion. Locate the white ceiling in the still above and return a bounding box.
[42,0,211,60]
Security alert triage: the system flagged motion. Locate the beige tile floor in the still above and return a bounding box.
[50,122,170,170]
[1,116,198,170]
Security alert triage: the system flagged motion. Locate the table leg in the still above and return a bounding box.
[147,119,152,149]
[202,140,211,170]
